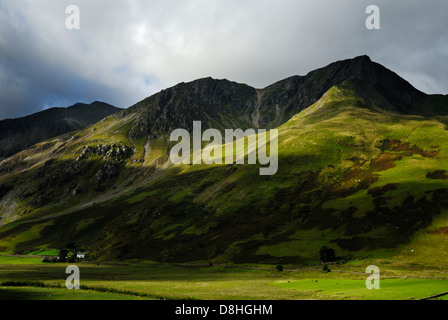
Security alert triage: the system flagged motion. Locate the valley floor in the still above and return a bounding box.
[0,256,447,300]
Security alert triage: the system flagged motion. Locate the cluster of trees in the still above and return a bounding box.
[41,242,87,263]
[319,246,336,263]
[320,246,338,273]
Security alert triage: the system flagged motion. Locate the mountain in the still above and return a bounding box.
[0,101,122,159]
[119,55,445,140]
[1,56,448,265]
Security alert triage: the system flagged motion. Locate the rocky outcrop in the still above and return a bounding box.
[93,160,125,185]
[76,143,133,161]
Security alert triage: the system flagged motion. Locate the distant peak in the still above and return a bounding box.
[90,101,112,107]
[191,76,229,84]
[329,55,374,69]
[334,55,375,69]
[353,55,371,62]
[68,103,88,110]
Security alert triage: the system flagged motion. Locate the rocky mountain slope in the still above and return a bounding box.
[119,55,444,139]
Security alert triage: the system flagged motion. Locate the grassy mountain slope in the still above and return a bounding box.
[0,101,121,159]
[1,79,448,265]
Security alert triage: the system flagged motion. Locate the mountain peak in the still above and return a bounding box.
[120,55,438,139]
[68,101,118,110]
[353,54,372,62]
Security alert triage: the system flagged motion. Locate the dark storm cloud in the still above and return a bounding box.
[0,0,447,120]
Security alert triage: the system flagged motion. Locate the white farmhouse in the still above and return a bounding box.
[76,252,85,259]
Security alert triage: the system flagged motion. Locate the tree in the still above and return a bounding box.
[58,248,69,262]
[319,246,336,262]
[67,253,77,263]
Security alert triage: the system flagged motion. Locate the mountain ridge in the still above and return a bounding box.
[0,101,121,159]
[117,55,444,142]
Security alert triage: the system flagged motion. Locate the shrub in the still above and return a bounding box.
[58,248,69,262]
[276,265,284,272]
[319,246,336,262]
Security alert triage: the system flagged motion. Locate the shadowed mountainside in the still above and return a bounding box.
[0,101,121,159]
[119,55,445,139]
[1,56,448,265]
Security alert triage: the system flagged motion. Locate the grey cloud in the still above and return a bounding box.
[0,0,447,120]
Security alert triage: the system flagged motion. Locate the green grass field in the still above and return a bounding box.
[0,255,447,300]
[0,286,149,300]
[274,278,448,300]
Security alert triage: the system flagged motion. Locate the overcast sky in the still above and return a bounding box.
[0,0,447,120]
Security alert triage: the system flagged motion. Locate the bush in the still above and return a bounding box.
[319,246,336,262]
[276,265,284,272]
[67,255,77,263]
[322,264,331,273]
[58,248,69,262]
